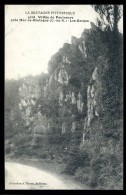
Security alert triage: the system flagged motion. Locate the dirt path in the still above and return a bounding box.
[5,160,90,190]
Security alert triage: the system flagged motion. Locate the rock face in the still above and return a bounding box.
[85,67,101,129]
[17,23,122,149]
[18,77,41,126]
[5,22,123,190]
[16,25,97,151]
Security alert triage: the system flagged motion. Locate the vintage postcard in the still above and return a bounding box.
[5,5,123,190]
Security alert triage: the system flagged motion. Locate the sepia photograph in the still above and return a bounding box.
[5,4,123,190]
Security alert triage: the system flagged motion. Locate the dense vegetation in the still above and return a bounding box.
[5,8,123,189]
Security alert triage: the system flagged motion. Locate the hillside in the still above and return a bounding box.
[5,22,123,190]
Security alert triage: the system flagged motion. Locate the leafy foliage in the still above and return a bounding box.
[92,5,122,31]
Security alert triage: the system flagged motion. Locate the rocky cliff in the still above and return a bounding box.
[16,22,122,154]
[5,22,123,189]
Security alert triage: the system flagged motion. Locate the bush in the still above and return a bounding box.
[64,148,90,175]
[5,147,11,154]
[39,153,48,159]
[89,153,123,189]
[74,167,92,186]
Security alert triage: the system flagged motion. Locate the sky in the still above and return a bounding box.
[5,5,123,80]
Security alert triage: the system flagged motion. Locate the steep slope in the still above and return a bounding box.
[5,22,123,189]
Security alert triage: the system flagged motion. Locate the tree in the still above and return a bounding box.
[92,5,122,32]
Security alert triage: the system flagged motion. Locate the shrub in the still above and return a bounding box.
[89,153,123,189]
[64,148,90,175]
[74,167,92,186]
[39,153,48,159]
[5,147,11,154]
